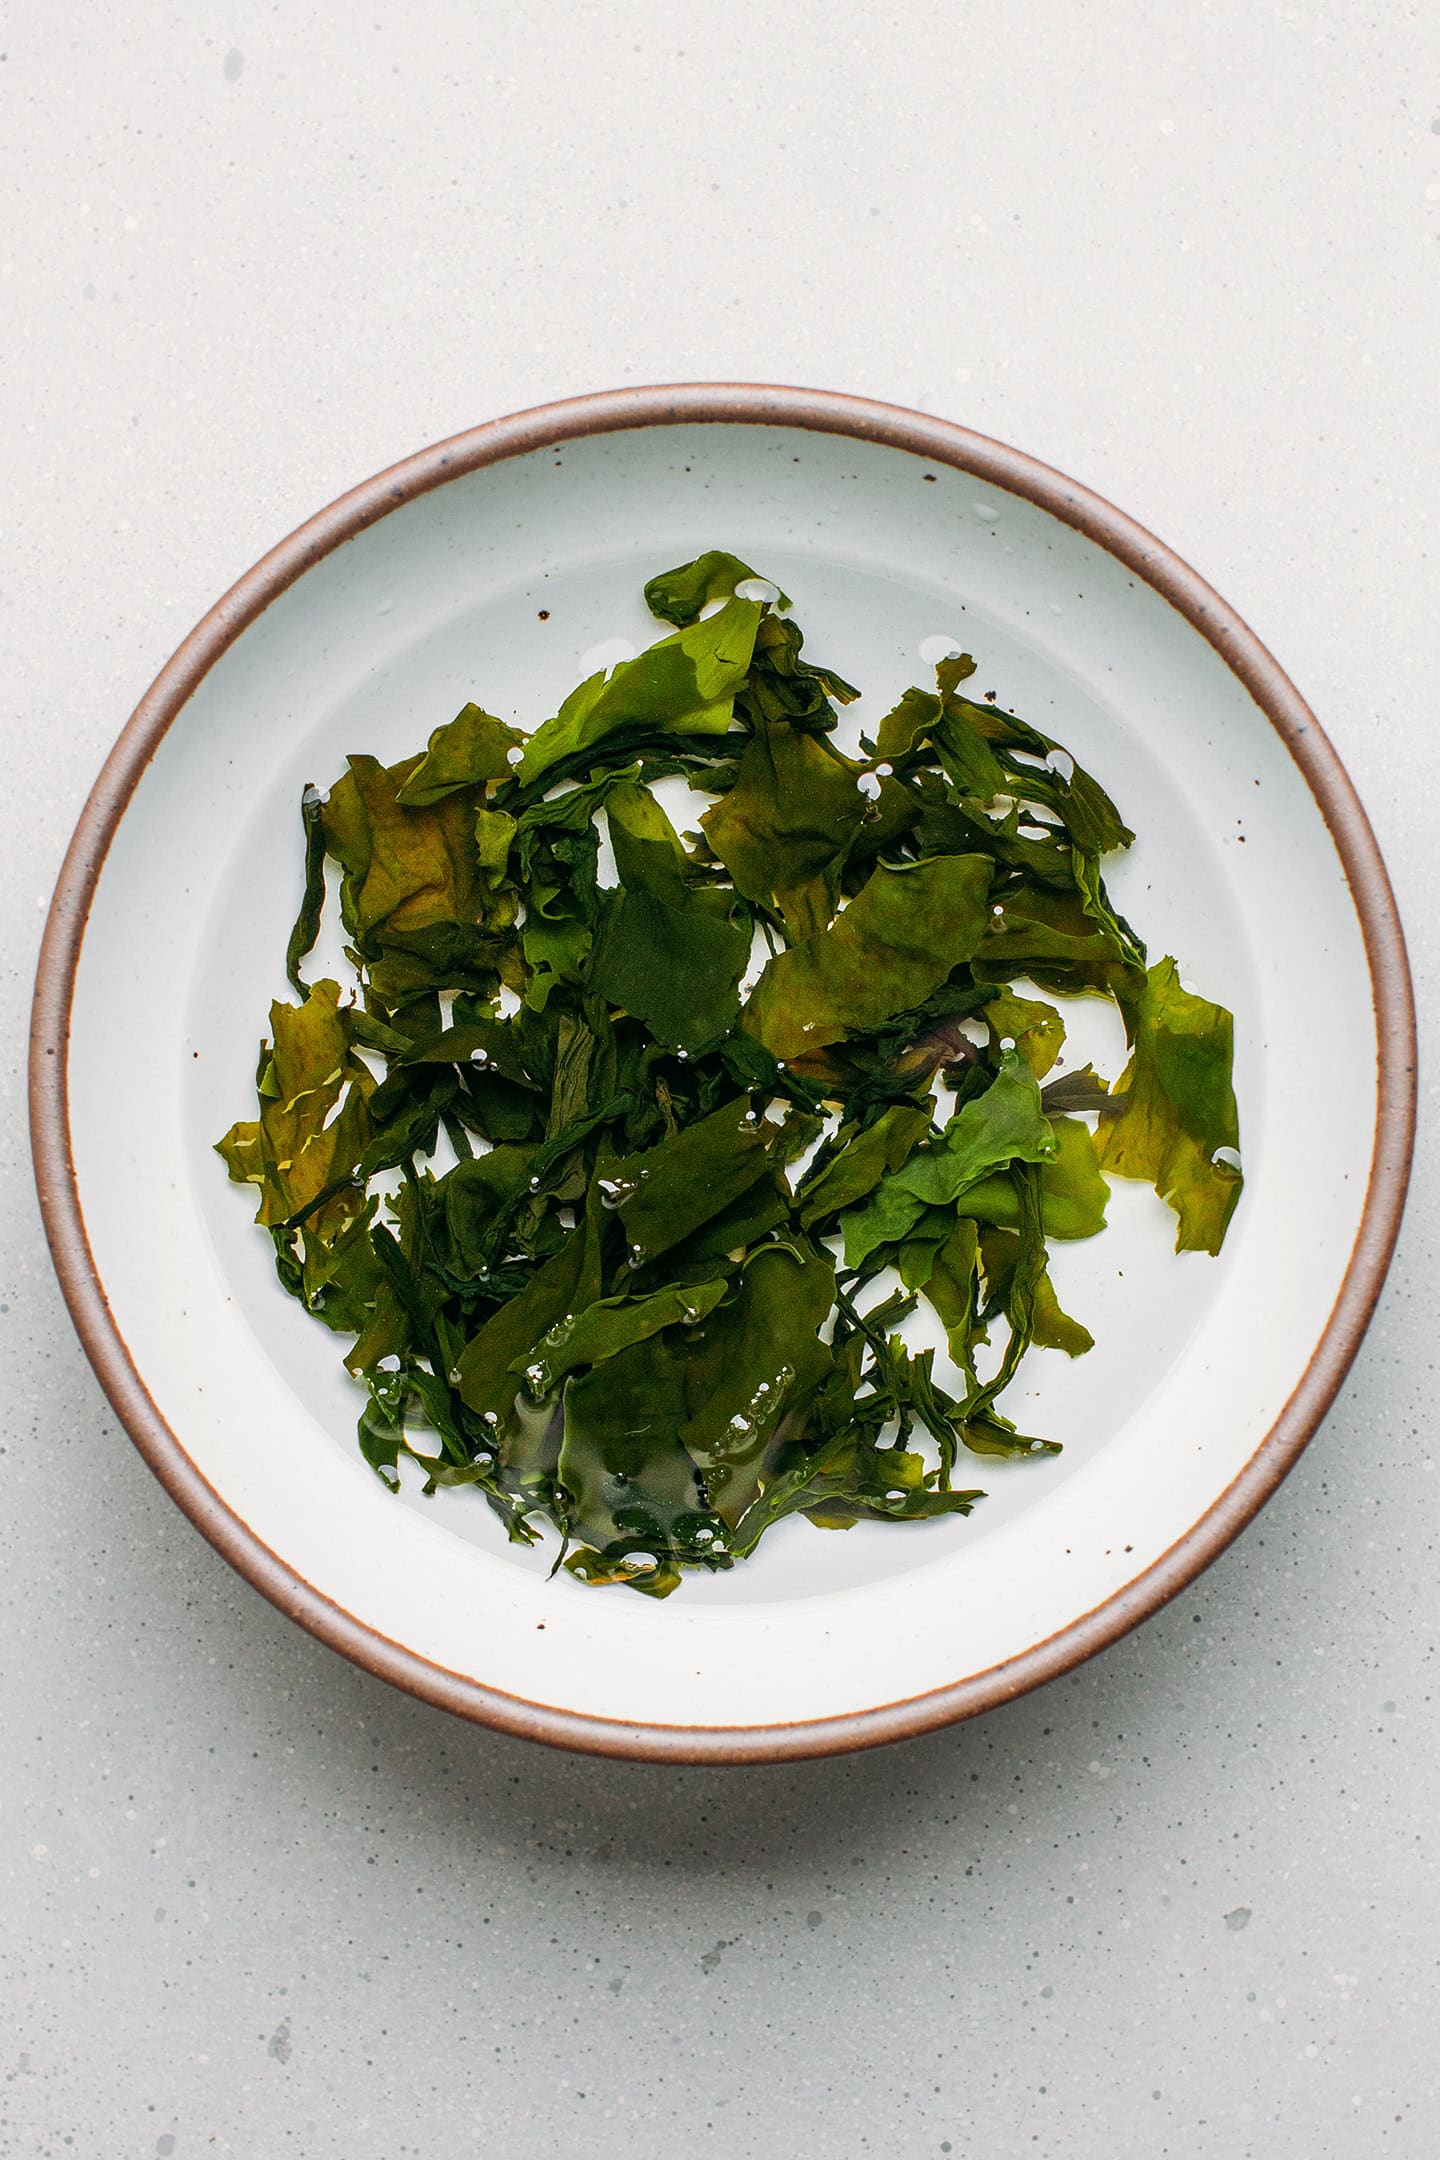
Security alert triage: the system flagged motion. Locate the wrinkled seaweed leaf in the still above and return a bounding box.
[394,705,526,807]
[644,550,791,625]
[515,598,762,788]
[1095,956,1243,1253]
[842,1050,1059,1270]
[958,1115,1110,1242]
[743,854,993,1060]
[586,782,752,1049]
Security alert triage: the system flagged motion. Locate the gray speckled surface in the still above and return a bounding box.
[3,6,1437,2154]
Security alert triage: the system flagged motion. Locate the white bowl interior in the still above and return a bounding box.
[65,423,1375,1730]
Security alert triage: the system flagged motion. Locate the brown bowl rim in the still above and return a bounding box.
[28,383,1417,1762]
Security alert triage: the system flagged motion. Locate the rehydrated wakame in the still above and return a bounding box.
[218,552,1242,1595]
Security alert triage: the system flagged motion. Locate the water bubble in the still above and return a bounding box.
[875,762,893,778]
[675,1048,690,1062]
[528,1176,541,1190]
[483,1410,499,1427]
[1212,1145,1242,1172]
[578,636,638,674]
[1045,747,1075,783]
[856,772,882,801]
[992,903,1005,918]
[734,576,780,605]
[729,1414,752,1434]
[1000,1036,1016,1051]
[469,1047,489,1065]
[885,1489,907,1502]
[505,746,524,766]
[525,1363,544,1387]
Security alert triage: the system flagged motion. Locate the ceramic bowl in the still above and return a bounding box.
[30,385,1414,1760]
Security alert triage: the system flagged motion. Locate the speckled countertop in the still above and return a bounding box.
[3,6,1437,2155]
